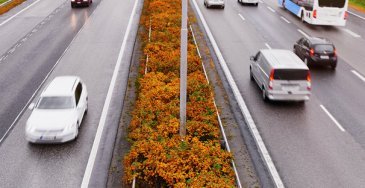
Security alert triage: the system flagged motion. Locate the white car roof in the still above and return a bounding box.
[41,76,80,97]
[261,49,308,70]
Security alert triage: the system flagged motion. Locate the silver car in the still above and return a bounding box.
[250,49,311,102]
[204,0,225,9]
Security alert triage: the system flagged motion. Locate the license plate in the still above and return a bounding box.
[40,136,54,140]
[320,55,329,59]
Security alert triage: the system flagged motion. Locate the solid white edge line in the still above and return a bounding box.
[297,29,309,38]
[238,13,245,21]
[320,105,346,132]
[191,0,284,187]
[189,25,202,59]
[0,0,11,7]
[351,70,365,82]
[280,16,290,23]
[348,11,365,21]
[342,28,361,38]
[0,0,42,27]
[265,43,272,49]
[0,13,88,144]
[267,6,276,13]
[80,0,139,187]
[213,100,242,188]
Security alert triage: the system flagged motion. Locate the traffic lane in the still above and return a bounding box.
[196,0,365,187]
[0,0,136,186]
[0,0,99,141]
[0,0,68,56]
[259,0,365,75]
[310,60,365,148]
[233,0,365,149]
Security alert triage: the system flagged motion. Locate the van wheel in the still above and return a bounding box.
[262,87,269,102]
[250,69,254,81]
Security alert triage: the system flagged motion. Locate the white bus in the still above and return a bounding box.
[278,0,348,26]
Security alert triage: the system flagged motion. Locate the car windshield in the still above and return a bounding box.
[37,96,74,109]
[274,69,308,80]
[314,44,334,53]
[318,0,346,8]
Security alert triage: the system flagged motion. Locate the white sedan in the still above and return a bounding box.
[204,0,225,9]
[26,76,88,143]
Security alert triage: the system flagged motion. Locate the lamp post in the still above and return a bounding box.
[179,0,188,139]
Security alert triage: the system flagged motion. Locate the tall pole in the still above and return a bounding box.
[179,0,188,139]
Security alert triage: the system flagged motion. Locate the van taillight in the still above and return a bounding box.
[344,11,348,20]
[310,48,314,56]
[269,69,274,90]
[307,71,311,91]
[313,9,317,19]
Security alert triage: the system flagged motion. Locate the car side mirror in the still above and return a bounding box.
[250,56,255,61]
[28,103,35,110]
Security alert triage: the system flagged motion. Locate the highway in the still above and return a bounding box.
[192,0,365,187]
[0,0,141,187]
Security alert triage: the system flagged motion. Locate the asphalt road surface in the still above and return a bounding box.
[193,0,365,187]
[0,0,139,187]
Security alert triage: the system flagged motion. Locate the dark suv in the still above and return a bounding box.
[293,37,337,69]
[71,0,92,8]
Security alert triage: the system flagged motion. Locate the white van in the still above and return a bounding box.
[250,49,311,102]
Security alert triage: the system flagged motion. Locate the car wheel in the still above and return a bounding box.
[250,68,254,81]
[262,87,269,102]
[330,63,337,70]
[222,5,225,9]
[255,3,258,6]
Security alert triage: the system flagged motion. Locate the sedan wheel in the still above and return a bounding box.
[262,88,269,102]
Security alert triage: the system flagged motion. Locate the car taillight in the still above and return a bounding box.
[344,11,348,20]
[313,10,317,19]
[310,48,314,56]
[334,48,337,56]
[269,69,274,90]
[307,71,311,91]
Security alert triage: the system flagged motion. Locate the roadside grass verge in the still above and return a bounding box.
[123,0,236,187]
[349,0,365,12]
[0,0,25,15]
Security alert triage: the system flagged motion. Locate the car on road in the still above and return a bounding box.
[250,49,311,102]
[71,0,92,8]
[293,37,337,69]
[237,0,259,6]
[26,76,88,143]
[204,0,225,9]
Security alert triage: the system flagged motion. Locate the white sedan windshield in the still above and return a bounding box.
[37,96,74,109]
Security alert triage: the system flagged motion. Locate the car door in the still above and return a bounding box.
[302,39,310,59]
[294,38,304,58]
[254,52,265,86]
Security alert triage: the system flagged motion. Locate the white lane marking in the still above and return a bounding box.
[265,43,272,49]
[342,28,361,38]
[0,0,42,27]
[297,29,309,38]
[351,70,365,82]
[213,100,242,188]
[80,0,139,187]
[0,15,88,144]
[267,6,275,13]
[280,16,290,23]
[189,25,202,59]
[192,0,284,187]
[0,0,11,7]
[320,105,345,132]
[348,11,365,21]
[238,13,245,21]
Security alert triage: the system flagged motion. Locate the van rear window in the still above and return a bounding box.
[273,69,308,80]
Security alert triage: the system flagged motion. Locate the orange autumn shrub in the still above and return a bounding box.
[0,0,25,15]
[124,0,235,186]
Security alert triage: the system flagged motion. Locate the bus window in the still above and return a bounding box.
[318,0,346,8]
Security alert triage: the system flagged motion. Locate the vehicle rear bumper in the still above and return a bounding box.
[71,1,89,6]
[267,91,311,101]
[310,56,337,64]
